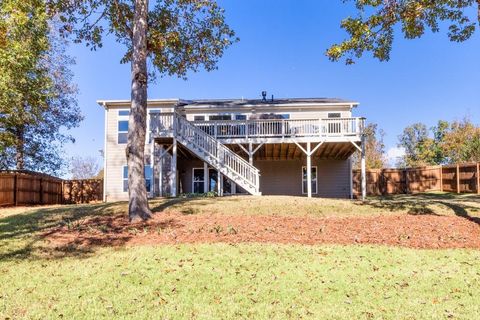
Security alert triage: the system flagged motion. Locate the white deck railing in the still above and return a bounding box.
[192,117,364,139]
[150,113,364,140]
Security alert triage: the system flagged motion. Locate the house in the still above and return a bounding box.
[98,95,367,202]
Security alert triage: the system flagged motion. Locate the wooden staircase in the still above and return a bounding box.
[172,113,261,195]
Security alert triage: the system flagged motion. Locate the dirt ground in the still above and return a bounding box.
[43,211,480,250]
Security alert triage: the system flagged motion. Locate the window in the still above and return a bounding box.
[192,168,205,193]
[209,115,232,121]
[278,114,290,119]
[194,115,205,121]
[302,166,318,194]
[328,113,341,118]
[118,110,129,144]
[123,165,153,193]
[235,114,247,120]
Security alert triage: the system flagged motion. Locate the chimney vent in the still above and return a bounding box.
[261,91,267,102]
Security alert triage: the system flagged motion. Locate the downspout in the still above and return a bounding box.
[102,102,108,202]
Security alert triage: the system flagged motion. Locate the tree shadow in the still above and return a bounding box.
[359,193,480,225]
[0,202,129,261]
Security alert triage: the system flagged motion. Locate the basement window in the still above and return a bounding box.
[192,168,205,193]
[123,165,153,193]
[302,166,318,195]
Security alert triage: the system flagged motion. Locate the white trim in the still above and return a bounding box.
[302,166,318,195]
[103,104,108,202]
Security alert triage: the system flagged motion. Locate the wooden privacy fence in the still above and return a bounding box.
[353,163,480,196]
[0,171,103,207]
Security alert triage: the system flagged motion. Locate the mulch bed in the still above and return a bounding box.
[43,212,480,250]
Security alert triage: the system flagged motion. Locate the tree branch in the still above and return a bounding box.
[113,0,133,39]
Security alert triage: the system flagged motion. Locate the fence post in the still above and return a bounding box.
[39,177,43,204]
[61,180,64,204]
[477,162,480,195]
[456,164,460,194]
[439,165,443,192]
[13,173,18,206]
[80,180,84,203]
[404,169,409,194]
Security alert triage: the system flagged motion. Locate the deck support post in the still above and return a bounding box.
[150,141,155,197]
[248,143,253,165]
[204,162,209,194]
[171,138,177,197]
[306,142,312,198]
[293,140,324,199]
[218,172,224,196]
[158,144,163,197]
[361,134,366,201]
[238,143,264,165]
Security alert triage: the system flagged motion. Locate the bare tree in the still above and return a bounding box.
[70,155,101,179]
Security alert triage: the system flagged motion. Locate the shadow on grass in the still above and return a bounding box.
[0,202,128,261]
[360,193,480,225]
[0,196,220,261]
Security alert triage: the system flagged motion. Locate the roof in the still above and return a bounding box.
[179,97,356,106]
[97,97,359,108]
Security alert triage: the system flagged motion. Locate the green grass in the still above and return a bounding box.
[1,244,479,319]
[1,193,480,319]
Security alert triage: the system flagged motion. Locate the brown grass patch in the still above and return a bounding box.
[44,211,480,250]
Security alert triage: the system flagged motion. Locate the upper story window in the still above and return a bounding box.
[118,110,129,144]
[328,113,341,118]
[235,114,247,120]
[194,115,205,121]
[278,114,290,119]
[209,115,232,121]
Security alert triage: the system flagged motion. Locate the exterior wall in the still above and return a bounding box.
[255,158,351,198]
[183,105,352,121]
[103,100,356,201]
[104,102,176,202]
[174,157,351,198]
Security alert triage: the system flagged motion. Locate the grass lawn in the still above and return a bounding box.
[1,194,479,319]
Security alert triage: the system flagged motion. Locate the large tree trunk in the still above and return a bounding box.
[15,126,25,170]
[127,0,151,222]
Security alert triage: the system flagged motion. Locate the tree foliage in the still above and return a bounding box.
[328,0,480,64]
[353,123,387,169]
[48,0,237,79]
[0,1,81,175]
[398,118,480,167]
[48,0,237,221]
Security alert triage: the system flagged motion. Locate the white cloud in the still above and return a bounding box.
[386,147,405,167]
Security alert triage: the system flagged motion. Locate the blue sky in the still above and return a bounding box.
[64,0,480,172]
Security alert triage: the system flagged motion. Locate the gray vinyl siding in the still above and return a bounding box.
[255,159,351,198]
[104,103,176,202]
[103,101,355,201]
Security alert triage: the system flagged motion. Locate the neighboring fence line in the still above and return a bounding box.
[353,163,480,196]
[0,170,103,206]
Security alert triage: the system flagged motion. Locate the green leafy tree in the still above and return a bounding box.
[352,123,387,169]
[49,0,237,221]
[398,122,435,167]
[328,0,480,63]
[0,1,81,175]
[442,118,480,163]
